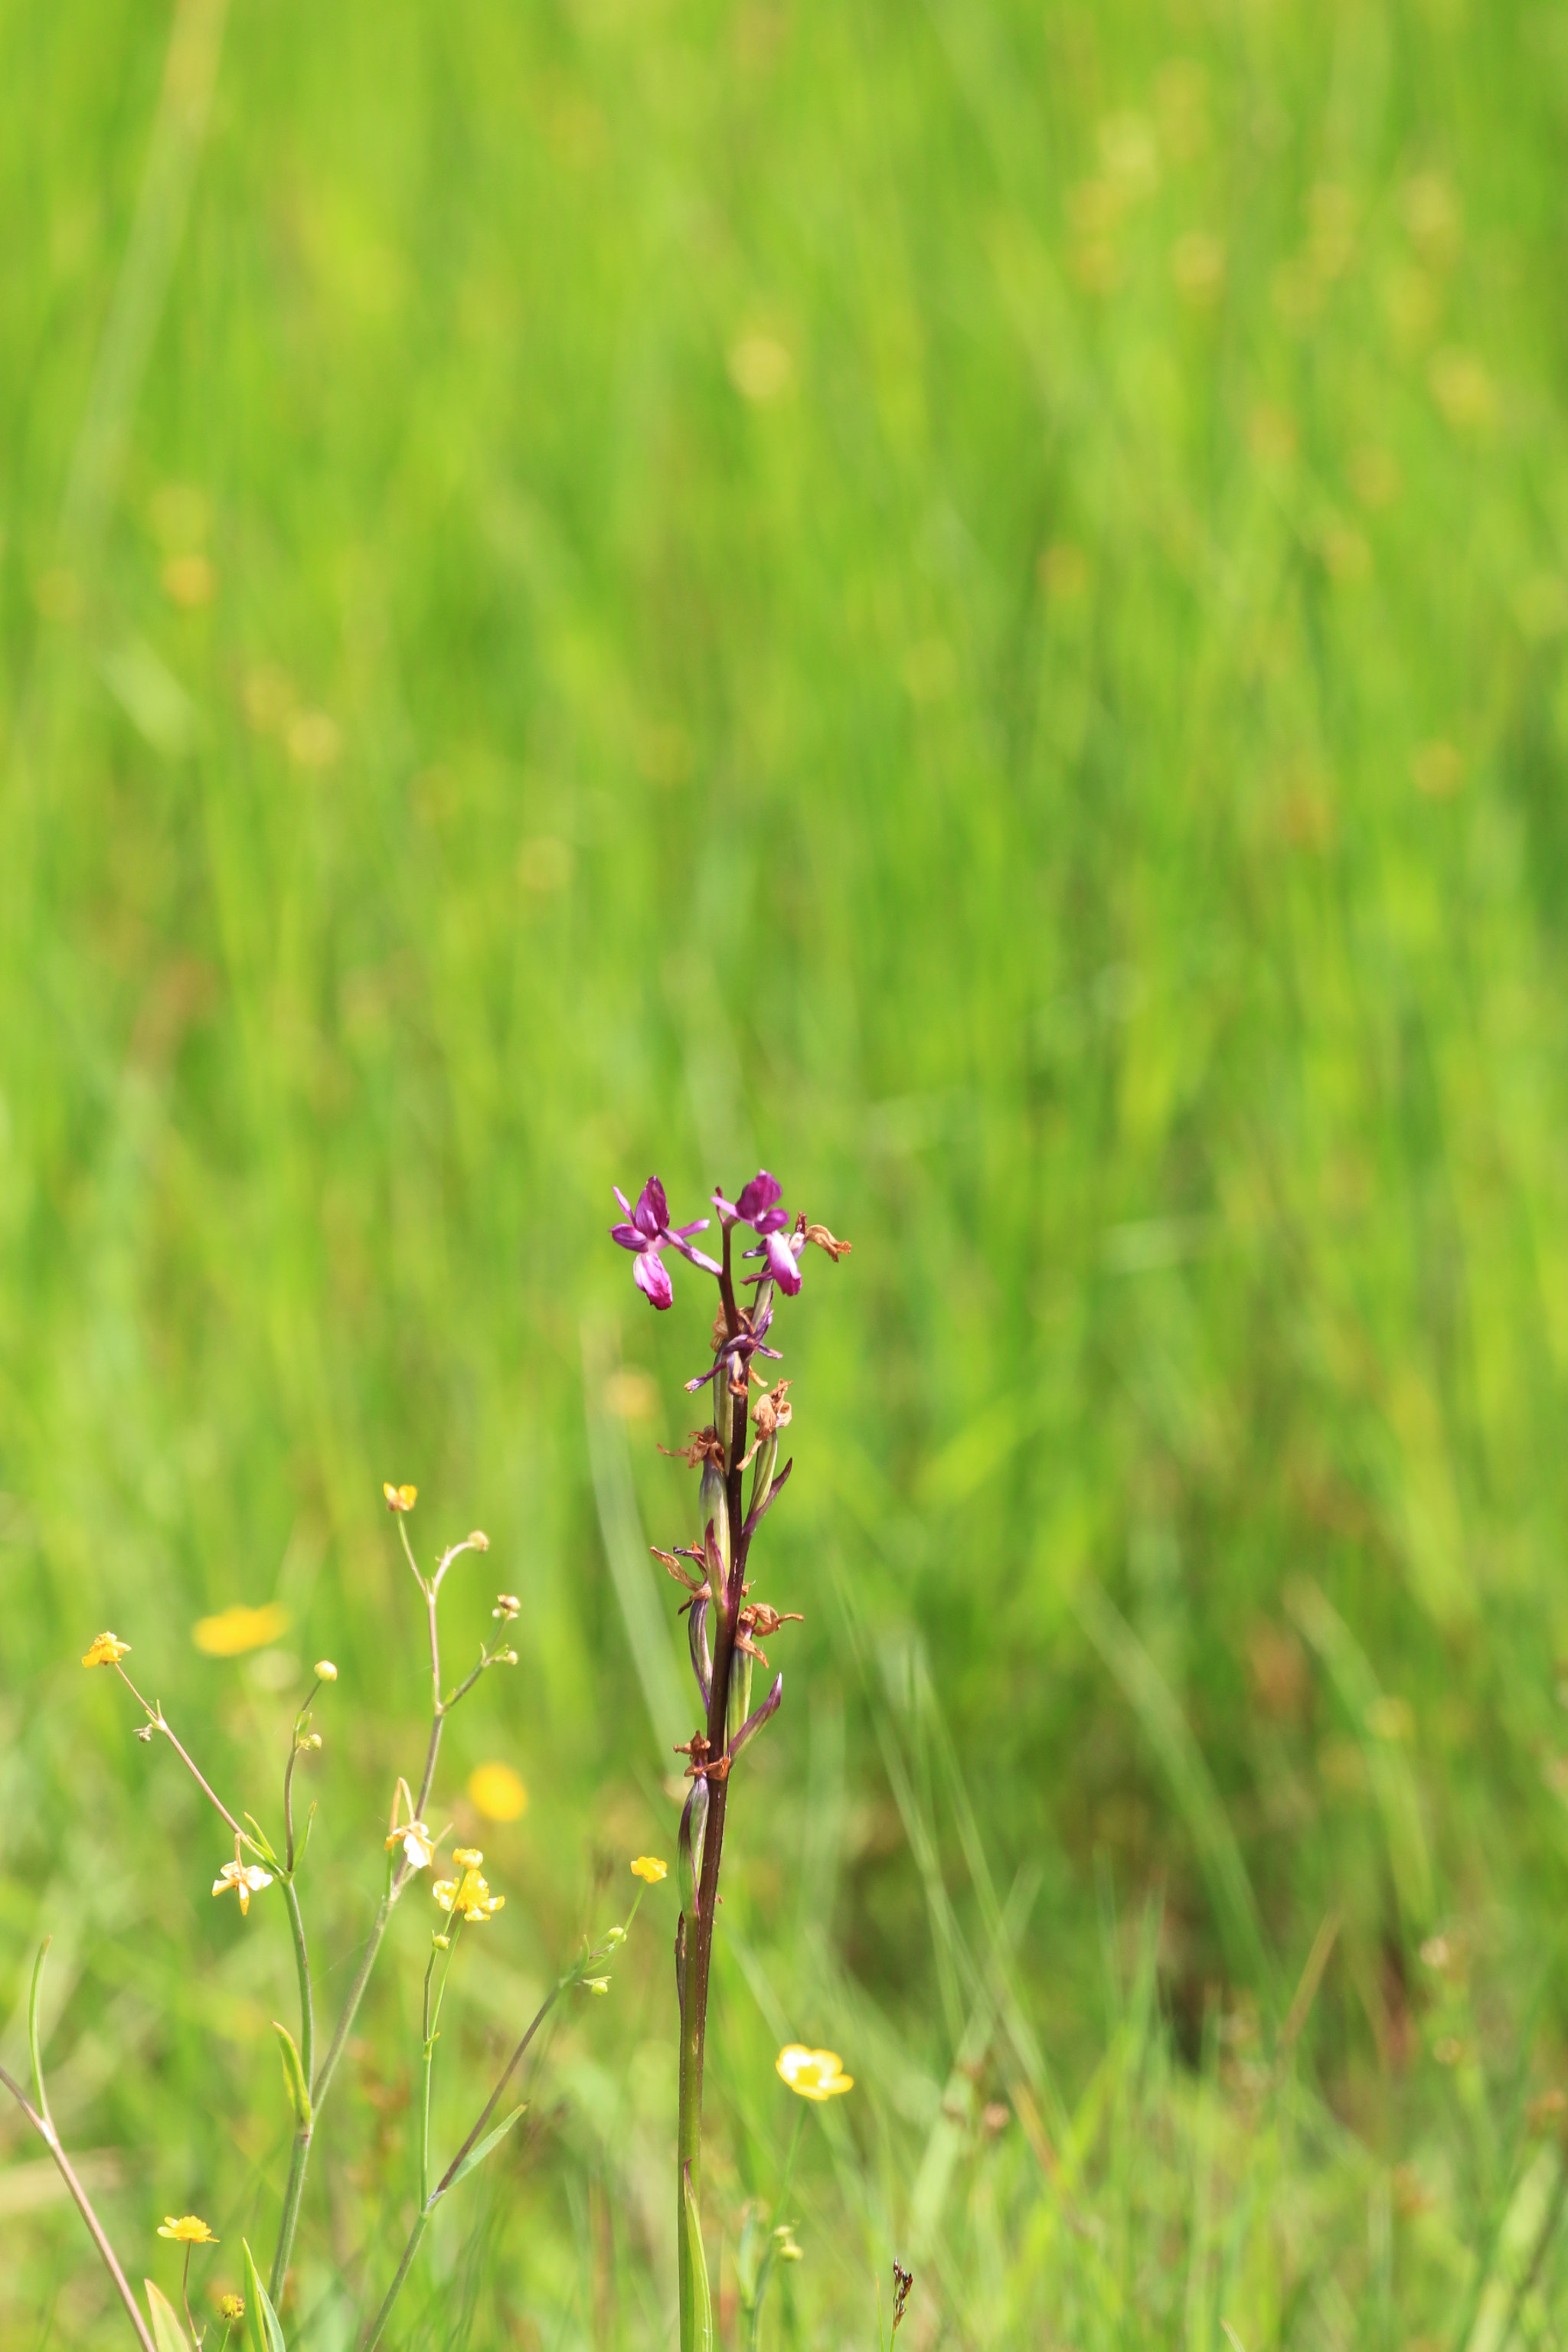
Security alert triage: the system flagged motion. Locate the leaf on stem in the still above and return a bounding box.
[143,2279,191,2352]
[272,2021,312,2131]
[727,1674,783,1765]
[242,2239,289,2352]
[443,2101,526,2193]
[243,1815,283,1869]
[678,1778,709,1918]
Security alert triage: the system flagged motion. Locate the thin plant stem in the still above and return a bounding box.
[282,1675,323,1873]
[420,1919,463,2205]
[361,1975,568,2351]
[0,2061,158,2352]
[113,1663,258,1854]
[269,1870,317,2301]
[297,1521,497,2283]
[181,2241,198,2346]
[313,1539,453,2115]
[745,2105,805,2352]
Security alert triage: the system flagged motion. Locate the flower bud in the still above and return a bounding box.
[307,1733,323,1750]
[700,1459,730,1585]
[678,1775,709,1916]
[583,1976,610,1995]
[727,1647,754,1751]
[314,1660,338,1682]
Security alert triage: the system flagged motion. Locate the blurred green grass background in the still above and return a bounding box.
[6,0,1568,2341]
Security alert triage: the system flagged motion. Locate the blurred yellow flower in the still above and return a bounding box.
[468,1762,528,1822]
[384,1481,417,1512]
[81,1632,130,1668]
[314,1659,338,1681]
[193,1603,290,1658]
[213,1859,273,1916]
[218,2295,245,2322]
[157,2215,217,2243]
[631,1855,668,1884]
[776,2045,853,2101]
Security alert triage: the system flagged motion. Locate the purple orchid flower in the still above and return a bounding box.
[611,1176,720,1310]
[710,1170,804,1296]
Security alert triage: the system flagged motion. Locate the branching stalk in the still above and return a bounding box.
[361,1969,571,2352]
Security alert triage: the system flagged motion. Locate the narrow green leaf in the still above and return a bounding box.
[683,2164,714,2352]
[272,2020,312,2131]
[28,1937,51,2122]
[443,2102,525,2193]
[242,1815,282,1869]
[242,2239,288,2352]
[144,2278,192,2352]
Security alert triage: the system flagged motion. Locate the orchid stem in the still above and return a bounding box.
[678,1218,750,2352]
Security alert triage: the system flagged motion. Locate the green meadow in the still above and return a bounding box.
[5,0,1568,2340]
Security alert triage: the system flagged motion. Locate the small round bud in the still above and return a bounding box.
[307,1733,323,1750]
[583,1976,610,1996]
[315,1659,338,1681]
[134,1723,155,1743]
[433,1933,450,1950]
[469,1530,490,1550]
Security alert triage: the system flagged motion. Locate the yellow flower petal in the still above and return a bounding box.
[776,2044,854,2100]
[192,1603,291,1658]
[631,1855,668,1884]
[384,1481,417,1512]
[81,1632,131,1668]
[468,1762,528,1823]
[157,2214,217,2244]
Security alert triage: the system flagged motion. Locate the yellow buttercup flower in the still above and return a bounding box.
[631,1855,668,1884]
[433,1850,505,1922]
[776,2044,854,2102]
[468,1762,528,1822]
[218,2295,245,2322]
[212,1859,273,1916]
[81,1632,131,1668]
[157,2214,217,2244]
[384,1481,417,1513]
[386,1819,436,1870]
[193,1603,291,1658]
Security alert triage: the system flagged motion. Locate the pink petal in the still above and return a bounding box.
[635,1176,670,1236]
[610,1223,643,1250]
[634,1247,674,1309]
[764,1230,802,1294]
[736,1171,782,1224]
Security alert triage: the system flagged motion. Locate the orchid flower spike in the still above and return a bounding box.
[610,1176,720,1309]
